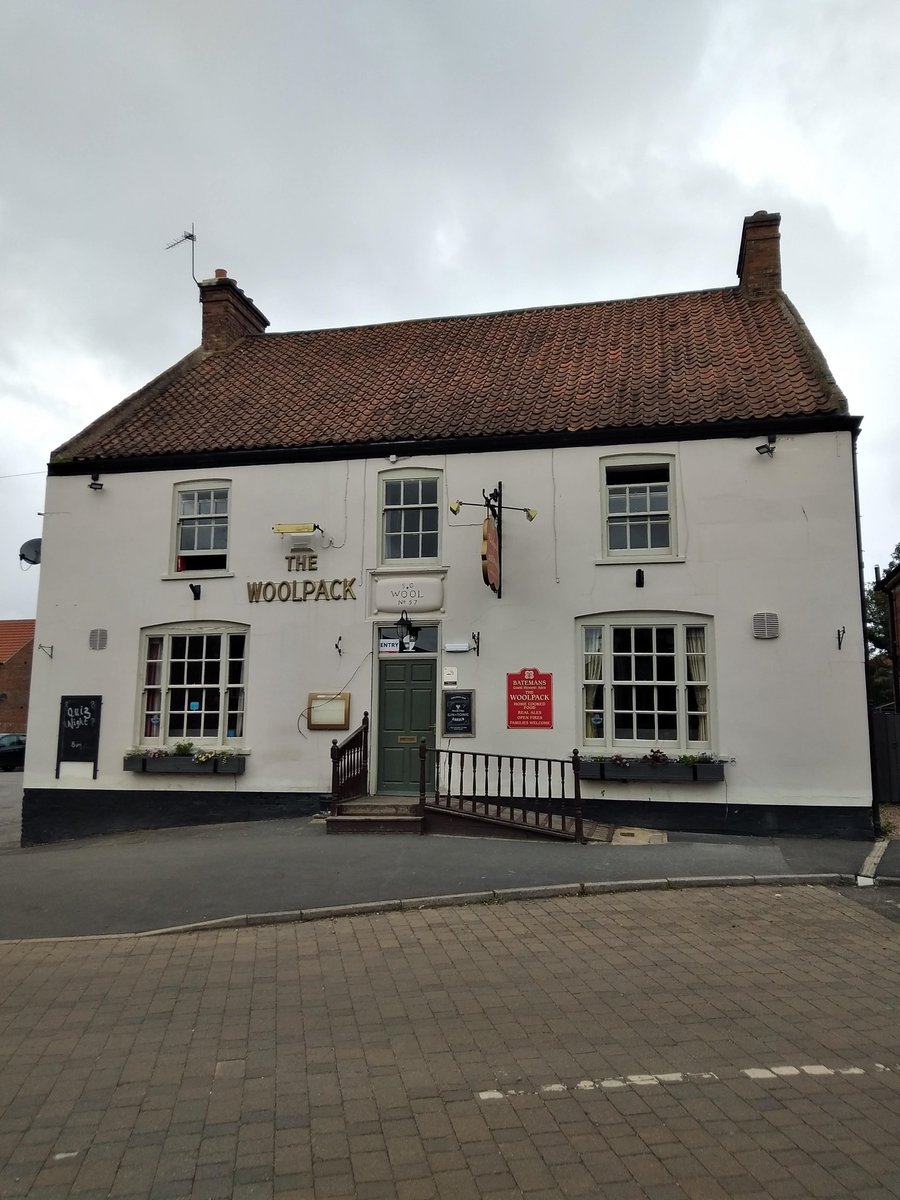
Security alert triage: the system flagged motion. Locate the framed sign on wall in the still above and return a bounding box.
[307,692,351,730]
[442,690,475,736]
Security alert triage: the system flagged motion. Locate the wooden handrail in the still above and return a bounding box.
[330,712,370,815]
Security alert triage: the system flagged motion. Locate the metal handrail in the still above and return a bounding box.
[419,741,584,842]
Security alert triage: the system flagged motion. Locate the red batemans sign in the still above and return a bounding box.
[506,668,553,729]
[481,516,500,593]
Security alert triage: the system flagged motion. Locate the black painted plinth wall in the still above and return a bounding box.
[582,798,874,840]
[21,789,325,847]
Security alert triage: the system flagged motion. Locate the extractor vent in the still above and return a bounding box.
[89,628,108,651]
[752,612,780,640]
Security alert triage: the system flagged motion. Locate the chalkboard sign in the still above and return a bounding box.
[443,689,475,737]
[56,695,102,778]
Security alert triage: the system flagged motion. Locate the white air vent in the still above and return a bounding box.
[752,612,780,640]
[89,628,108,651]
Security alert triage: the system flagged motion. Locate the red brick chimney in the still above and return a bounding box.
[736,211,782,295]
[199,269,269,352]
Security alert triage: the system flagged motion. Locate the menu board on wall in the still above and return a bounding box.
[442,690,475,737]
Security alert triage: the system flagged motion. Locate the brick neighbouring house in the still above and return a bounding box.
[0,620,35,736]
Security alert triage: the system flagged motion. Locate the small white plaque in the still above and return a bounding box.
[443,667,458,687]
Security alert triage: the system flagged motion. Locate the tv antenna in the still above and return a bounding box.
[165,222,198,285]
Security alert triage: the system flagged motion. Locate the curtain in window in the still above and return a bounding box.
[583,627,602,680]
[685,626,708,742]
[582,627,604,738]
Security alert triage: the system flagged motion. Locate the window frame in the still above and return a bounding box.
[577,613,714,753]
[170,479,231,576]
[136,622,249,749]
[599,453,679,561]
[379,469,442,566]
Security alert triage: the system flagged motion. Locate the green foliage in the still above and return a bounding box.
[866,542,900,708]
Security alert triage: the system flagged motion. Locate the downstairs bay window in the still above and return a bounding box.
[139,624,247,747]
[581,616,712,751]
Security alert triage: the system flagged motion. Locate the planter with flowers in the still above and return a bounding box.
[123,743,246,775]
[579,749,726,783]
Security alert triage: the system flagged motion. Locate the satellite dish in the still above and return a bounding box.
[19,538,42,566]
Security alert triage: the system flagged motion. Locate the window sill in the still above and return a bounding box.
[580,760,724,783]
[124,755,246,775]
[372,564,447,575]
[161,571,235,581]
[593,556,685,566]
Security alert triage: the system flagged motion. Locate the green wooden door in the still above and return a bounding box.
[378,659,436,793]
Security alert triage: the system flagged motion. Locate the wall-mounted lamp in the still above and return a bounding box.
[755,434,777,457]
[448,497,537,521]
[189,583,201,600]
[395,609,418,652]
[88,473,104,491]
[448,483,537,600]
[272,522,324,536]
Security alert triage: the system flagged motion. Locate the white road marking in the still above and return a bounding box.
[477,1062,894,1102]
[53,1152,79,1161]
[478,1069,718,1100]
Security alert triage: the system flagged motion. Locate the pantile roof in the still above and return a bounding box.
[52,283,849,467]
[0,620,35,664]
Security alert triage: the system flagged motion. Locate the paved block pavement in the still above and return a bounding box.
[2,885,900,1199]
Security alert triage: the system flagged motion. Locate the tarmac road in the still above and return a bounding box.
[0,763,23,850]
[0,806,877,940]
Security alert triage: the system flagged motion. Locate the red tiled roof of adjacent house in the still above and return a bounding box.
[0,620,35,664]
[52,284,848,465]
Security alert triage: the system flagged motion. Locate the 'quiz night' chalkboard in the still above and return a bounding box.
[56,695,102,778]
[442,690,475,737]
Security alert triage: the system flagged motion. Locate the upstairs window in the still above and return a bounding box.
[382,476,439,562]
[175,484,229,572]
[601,456,677,559]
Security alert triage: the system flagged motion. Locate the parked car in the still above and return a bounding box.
[0,733,26,771]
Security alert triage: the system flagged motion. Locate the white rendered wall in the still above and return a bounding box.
[26,430,872,810]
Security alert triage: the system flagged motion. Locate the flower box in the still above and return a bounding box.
[607,762,695,783]
[578,761,606,780]
[123,755,246,775]
[693,762,725,782]
[579,760,721,783]
[145,756,215,774]
[214,756,245,775]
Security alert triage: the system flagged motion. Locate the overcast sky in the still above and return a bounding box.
[2,0,898,618]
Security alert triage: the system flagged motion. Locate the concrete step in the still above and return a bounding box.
[326,814,424,835]
[336,797,420,817]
